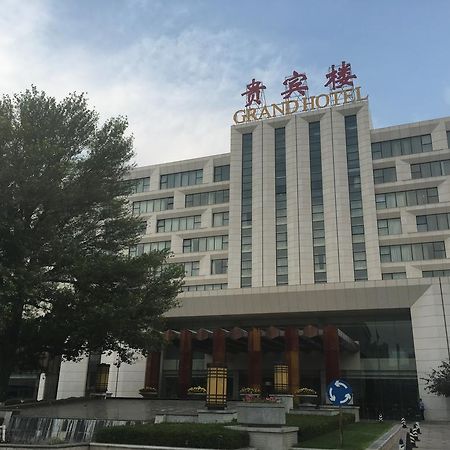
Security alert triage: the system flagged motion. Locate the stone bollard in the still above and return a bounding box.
[414,422,421,434]
[401,417,407,428]
[411,427,420,442]
[398,437,405,449]
[409,429,417,448]
[378,413,383,422]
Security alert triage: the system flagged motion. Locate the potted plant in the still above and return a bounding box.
[239,387,261,400]
[139,386,157,398]
[295,387,319,405]
[187,386,207,399]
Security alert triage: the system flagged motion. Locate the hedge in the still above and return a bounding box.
[286,413,355,441]
[94,423,249,449]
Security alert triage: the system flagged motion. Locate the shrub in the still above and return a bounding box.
[422,359,450,397]
[187,386,207,394]
[95,423,249,449]
[286,413,355,441]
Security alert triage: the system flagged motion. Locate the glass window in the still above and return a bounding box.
[160,169,203,189]
[132,197,174,215]
[185,190,229,207]
[374,167,397,184]
[211,258,228,275]
[371,134,432,159]
[214,165,230,182]
[213,211,229,227]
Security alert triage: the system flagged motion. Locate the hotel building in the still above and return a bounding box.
[46,96,450,420]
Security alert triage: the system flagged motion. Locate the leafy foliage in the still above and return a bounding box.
[0,87,183,400]
[94,423,249,449]
[423,359,450,397]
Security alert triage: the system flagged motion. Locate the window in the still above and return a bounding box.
[423,269,450,278]
[411,160,450,179]
[160,169,203,189]
[382,272,407,280]
[129,240,171,257]
[185,190,229,207]
[345,115,367,281]
[213,211,229,227]
[378,218,402,236]
[126,177,150,194]
[181,283,227,292]
[447,131,450,149]
[214,165,230,182]
[241,133,253,287]
[375,187,438,210]
[183,261,200,277]
[182,235,228,253]
[211,258,228,275]
[380,241,446,262]
[371,134,432,159]
[156,215,201,233]
[132,197,174,215]
[373,167,397,184]
[417,213,450,232]
[275,127,288,285]
[309,121,325,283]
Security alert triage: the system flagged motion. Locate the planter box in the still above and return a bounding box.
[187,393,206,400]
[139,392,158,399]
[235,402,286,426]
[296,394,318,406]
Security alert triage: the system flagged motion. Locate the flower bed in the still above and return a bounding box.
[95,423,249,449]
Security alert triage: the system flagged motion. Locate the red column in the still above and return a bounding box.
[212,329,226,364]
[285,326,300,394]
[178,329,193,398]
[144,351,161,390]
[324,325,340,384]
[248,328,262,390]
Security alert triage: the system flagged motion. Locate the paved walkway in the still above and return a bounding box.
[410,422,450,450]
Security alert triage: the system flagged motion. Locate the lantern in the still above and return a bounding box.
[95,363,110,393]
[206,363,227,410]
[274,364,289,394]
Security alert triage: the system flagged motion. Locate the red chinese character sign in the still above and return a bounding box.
[234,62,367,124]
[281,70,308,99]
[242,78,266,107]
[324,61,357,90]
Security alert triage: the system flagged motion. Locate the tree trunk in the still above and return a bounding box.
[0,302,24,402]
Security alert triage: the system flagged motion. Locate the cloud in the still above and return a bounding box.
[0,1,312,166]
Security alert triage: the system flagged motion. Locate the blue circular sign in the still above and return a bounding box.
[327,379,353,406]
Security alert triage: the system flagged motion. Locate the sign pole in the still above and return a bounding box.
[339,405,343,448]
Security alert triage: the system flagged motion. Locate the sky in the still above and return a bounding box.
[1,0,449,166]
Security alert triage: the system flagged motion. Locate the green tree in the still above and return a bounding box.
[423,359,450,397]
[0,87,183,401]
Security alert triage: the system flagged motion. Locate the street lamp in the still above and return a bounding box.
[274,364,289,394]
[206,363,227,410]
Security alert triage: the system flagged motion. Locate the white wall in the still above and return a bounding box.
[411,281,450,420]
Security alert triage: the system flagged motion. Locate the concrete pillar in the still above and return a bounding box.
[248,328,262,390]
[144,351,161,390]
[324,325,340,384]
[212,329,226,364]
[285,327,300,394]
[178,329,193,398]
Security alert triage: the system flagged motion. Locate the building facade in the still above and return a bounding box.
[53,98,450,420]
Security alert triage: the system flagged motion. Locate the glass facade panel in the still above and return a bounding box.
[160,169,203,189]
[129,240,171,257]
[411,160,450,179]
[126,177,150,194]
[275,127,288,285]
[372,134,432,159]
[309,121,326,283]
[157,215,201,232]
[213,211,229,227]
[375,187,438,209]
[416,213,450,231]
[183,261,200,277]
[380,241,446,262]
[181,283,227,292]
[345,115,367,280]
[185,190,229,207]
[214,165,230,182]
[211,258,228,275]
[373,167,397,184]
[423,269,450,277]
[132,197,174,215]
[183,235,228,253]
[241,133,252,287]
